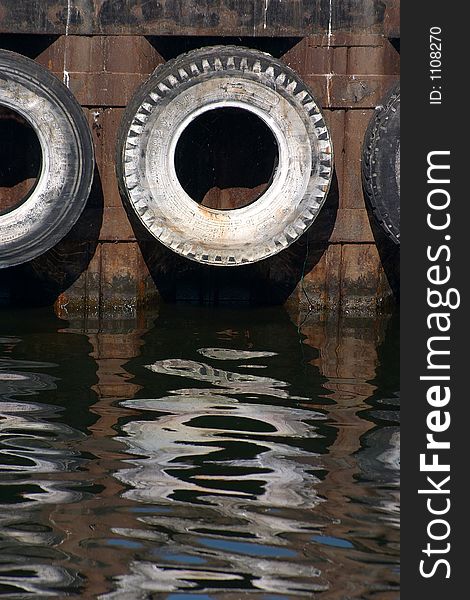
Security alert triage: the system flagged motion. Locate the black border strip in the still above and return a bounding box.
[402,3,466,597]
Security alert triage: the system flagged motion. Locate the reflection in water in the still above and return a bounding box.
[0,335,87,597]
[0,307,399,598]
[111,355,327,597]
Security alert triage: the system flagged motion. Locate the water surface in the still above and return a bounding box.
[0,306,399,599]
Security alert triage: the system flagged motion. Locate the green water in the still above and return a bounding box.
[0,306,399,599]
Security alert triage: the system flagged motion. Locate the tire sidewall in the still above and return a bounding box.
[362,84,400,244]
[117,47,333,265]
[0,50,94,268]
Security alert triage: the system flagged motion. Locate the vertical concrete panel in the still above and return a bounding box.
[342,109,374,208]
[101,242,139,312]
[340,243,385,313]
[348,42,400,76]
[323,109,346,201]
[305,45,348,74]
[1,27,398,314]
[36,35,164,74]
[287,243,342,313]
[325,243,342,309]
[281,38,308,73]
[93,108,124,208]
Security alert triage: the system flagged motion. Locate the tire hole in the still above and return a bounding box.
[174,107,279,210]
[0,107,42,216]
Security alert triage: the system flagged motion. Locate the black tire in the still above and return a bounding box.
[362,84,400,244]
[116,46,333,266]
[0,50,94,268]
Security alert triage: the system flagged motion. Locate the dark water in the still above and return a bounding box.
[0,306,399,599]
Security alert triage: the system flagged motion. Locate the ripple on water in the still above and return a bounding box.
[0,314,399,599]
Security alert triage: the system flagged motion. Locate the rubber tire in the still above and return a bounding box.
[362,84,400,244]
[116,46,333,266]
[0,50,94,268]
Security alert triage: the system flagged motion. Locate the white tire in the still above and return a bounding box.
[0,50,94,268]
[117,46,333,266]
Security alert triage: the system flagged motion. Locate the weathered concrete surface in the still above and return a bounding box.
[0,14,400,315]
[0,1,399,37]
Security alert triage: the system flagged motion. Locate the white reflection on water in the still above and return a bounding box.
[0,396,86,596]
[0,316,400,599]
[106,352,329,597]
[197,348,278,360]
[145,358,307,400]
[0,339,86,596]
[0,399,85,497]
[357,426,400,526]
[0,564,77,597]
[118,393,323,506]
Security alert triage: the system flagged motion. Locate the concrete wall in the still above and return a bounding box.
[0,1,400,316]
